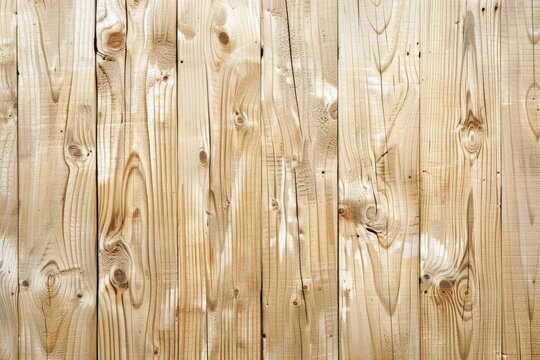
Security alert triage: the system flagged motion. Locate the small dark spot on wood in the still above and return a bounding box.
[22,280,29,287]
[262,334,266,339]
[261,47,264,57]
[199,149,208,166]
[113,268,127,285]
[219,31,230,45]
[302,285,309,292]
[153,348,159,355]
[163,75,169,81]
[235,114,245,126]
[406,52,410,56]
[77,293,83,298]
[424,290,428,294]
[418,52,421,58]
[180,60,184,64]
[234,288,239,295]
[321,171,325,175]
[482,7,485,12]
[495,4,498,11]
[293,300,298,306]
[338,206,346,215]
[422,274,431,281]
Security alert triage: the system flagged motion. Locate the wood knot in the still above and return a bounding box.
[422,274,431,282]
[77,293,83,298]
[439,279,453,292]
[67,144,85,159]
[199,149,209,166]
[107,32,125,50]
[292,300,298,306]
[111,268,128,289]
[234,114,246,126]
[329,101,338,120]
[233,288,239,296]
[302,285,309,292]
[153,347,159,355]
[459,111,484,160]
[218,31,230,45]
[22,280,29,287]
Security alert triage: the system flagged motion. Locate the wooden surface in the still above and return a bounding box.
[17,0,97,358]
[1,0,539,359]
[0,0,17,358]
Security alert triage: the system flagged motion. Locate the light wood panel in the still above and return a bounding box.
[338,0,421,358]
[261,0,338,358]
[177,0,211,359]
[202,1,262,358]
[17,0,97,357]
[0,0,17,358]
[501,0,540,358]
[419,0,501,358]
[97,0,178,357]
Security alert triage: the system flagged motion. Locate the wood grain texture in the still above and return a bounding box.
[419,0,501,358]
[17,0,97,358]
[177,0,210,358]
[338,0,421,358]
[203,1,262,358]
[261,0,338,358]
[501,0,540,358]
[0,0,17,358]
[97,0,178,357]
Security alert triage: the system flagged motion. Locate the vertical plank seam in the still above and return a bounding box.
[16,0,20,356]
[259,1,264,358]
[94,0,99,355]
[336,0,340,357]
[418,0,423,358]
[499,1,504,357]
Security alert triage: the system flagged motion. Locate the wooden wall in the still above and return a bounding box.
[0,0,538,359]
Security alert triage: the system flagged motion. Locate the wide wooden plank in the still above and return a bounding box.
[338,0,421,358]
[97,0,178,357]
[501,0,540,358]
[0,0,17,358]
[261,0,338,358]
[197,1,262,358]
[419,0,501,358]
[17,0,97,357]
[177,0,210,358]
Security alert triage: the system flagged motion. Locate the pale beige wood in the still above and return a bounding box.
[17,0,97,358]
[338,0,421,358]
[261,0,338,358]
[97,0,178,357]
[501,0,540,358]
[177,0,210,358]
[419,1,501,358]
[200,1,262,358]
[0,0,17,358]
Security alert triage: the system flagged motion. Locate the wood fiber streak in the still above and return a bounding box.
[97,0,178,357]
[177,0,211,359]
[261,0,338,358]
[17,0,97,358]
[0,0,17,358]
[420,0,501,359]
[339,0,421,358]
[200,1,262,359]
[501,0,540,358]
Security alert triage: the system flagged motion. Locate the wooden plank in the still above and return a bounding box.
[338,0,421,358]
[199,1,262,358]
[261,0,338,358]
[0,0,17,358]
[97,0,178,357]
[177,0,210,358]
[419,0,501,358]
[501,0,540,358]
[17,0,97,358]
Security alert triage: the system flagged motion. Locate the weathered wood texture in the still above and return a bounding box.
[420,0,501,359]
[3,0,540,359]
[0,0,17,358]
[339,0,420,358]
[501,0,540,358]
[17,0,97,358]
[97,0,178,357]
[261,0,338,358]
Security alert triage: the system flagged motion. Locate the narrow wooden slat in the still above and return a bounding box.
[17,0,97,357]
[419,1,501,358]
[338,0,421,358]
[261,0,338,357]
[501,0,540,357]
[0,0,17,358]
[97,0,178,357]
[177,0,210,357]
[198,1,262,358]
